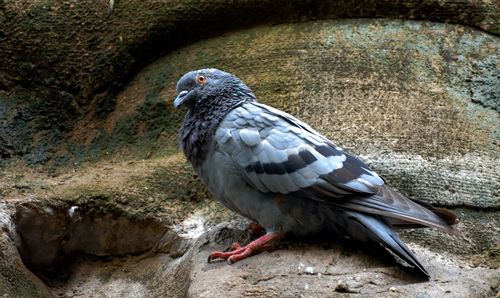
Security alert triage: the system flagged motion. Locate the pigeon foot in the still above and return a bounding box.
[207,232,284,264]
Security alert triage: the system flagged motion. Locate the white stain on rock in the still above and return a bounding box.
[174,210,206,239]
[0,203,11,227]
[68,206,79,217]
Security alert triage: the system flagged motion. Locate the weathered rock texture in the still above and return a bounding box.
[0,0,498,163]
[189,221,499,298]
[83,19,498,209]
[0,203,51,297]
[0,0,498,297]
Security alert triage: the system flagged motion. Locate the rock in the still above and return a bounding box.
[0,1,498,297]
[334,280,349,292]
[89,17,500,296]
[188,223,499,297]
[13,203,170,278]
[0,204,51,297]
[0,199,197,297]
[1,1,497,101]
[0,0,498,162]
[304,266,315,275]
[99,17,499,221]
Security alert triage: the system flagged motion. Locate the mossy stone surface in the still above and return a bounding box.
[78,19,497,207]
[1,0,498,161]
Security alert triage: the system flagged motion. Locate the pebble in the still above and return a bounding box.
[335,280,348,292]
[304,266,314,274]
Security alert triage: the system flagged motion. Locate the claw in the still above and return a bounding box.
[207,232,284,264]
[207,253,216,263]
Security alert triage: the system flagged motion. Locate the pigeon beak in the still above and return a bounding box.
[173,90,189,108]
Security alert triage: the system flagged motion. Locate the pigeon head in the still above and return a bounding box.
[173,68,255,111]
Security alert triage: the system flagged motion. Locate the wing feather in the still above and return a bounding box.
[215,102,382,195]
[214,102,457,233]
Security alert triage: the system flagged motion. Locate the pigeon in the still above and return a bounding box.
[173,68,458,277]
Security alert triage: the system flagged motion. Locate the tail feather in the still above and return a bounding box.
[345,211,430,278]
[409,198,459,226]
[389,204,460,234]
[330,185,459,235]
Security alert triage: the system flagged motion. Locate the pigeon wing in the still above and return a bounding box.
[215,102,457,234]
[215,102,383,196]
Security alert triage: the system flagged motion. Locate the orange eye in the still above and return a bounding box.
[196,75,206,85]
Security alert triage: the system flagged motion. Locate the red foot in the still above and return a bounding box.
[207,232,284,264]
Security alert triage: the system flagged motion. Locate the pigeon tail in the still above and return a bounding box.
[327,185,459,236]
[407,197,459,230]
[343,211,430,278]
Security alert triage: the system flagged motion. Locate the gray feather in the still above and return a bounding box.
[239,128,261,147]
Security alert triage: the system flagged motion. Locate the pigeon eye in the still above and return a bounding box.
[196,75,206,85]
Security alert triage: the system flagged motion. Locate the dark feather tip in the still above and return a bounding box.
[432,207,459,225]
